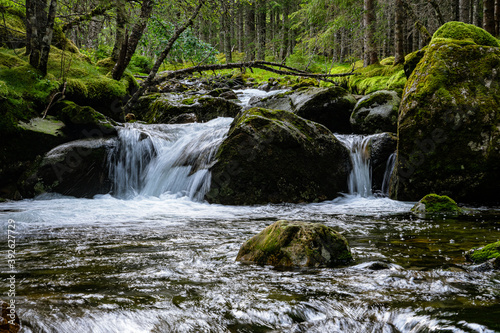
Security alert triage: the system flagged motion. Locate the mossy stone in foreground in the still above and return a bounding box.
[432,21,500,47]
[466,241,500,264]
[411,194,461,213]
[236,220,352,267]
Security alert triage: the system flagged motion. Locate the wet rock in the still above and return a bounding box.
[390,23,500,203]
[292,86,357,133]
[20,138,116,198]
[236,220,352,267]
[206,107,351,205]
[366,133,397,193]
[219,90,238,100]
[52,100,117,138]
[137,94,242,124]
[466,241,500,270]
[208,87,232,97]
[169,113,198,124]
[0,300,20,333]
[411,194,461,214]
[350,90,400,134]
[125,113,136,122]
[248,91,294,112]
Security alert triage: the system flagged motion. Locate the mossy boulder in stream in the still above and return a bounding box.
[206,108,351,205]
[390,23,500,204]
[411,194,461,214]
[350,90,400,134]
[465,241,500,271]
[236,220,352,267]
[136,94,241,123]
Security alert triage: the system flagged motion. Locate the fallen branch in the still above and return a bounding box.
[42,81,66,119]
[155,60,357,84]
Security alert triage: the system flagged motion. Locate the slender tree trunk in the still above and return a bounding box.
[237,4,243,52]
[25,0,34,55]
[460,0,470,22]
[38,0,57,76]
[280,4,289,60]
[112,0,127,61]
[454,0,460,20]
[473,0,482,27]
[495,0,500,34]
[256,0,266,60]
[221,0,232,62]
[363,0,378,67]
[112,0,154,80]
[484,0,495,34]
[394,0,405,65]
[122,1,205,114]
[245,2,255,61]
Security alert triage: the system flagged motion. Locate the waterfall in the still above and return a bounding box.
[336,135,373,197]
[108,117,232,200]
[381,152,396,195]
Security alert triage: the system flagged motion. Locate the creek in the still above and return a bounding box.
[0,89,499,332]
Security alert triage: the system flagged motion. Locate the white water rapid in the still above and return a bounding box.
[108,117,233,200]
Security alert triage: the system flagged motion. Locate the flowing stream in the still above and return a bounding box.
[1,90,499,332]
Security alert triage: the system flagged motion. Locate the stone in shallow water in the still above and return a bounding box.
[411,193,461,214]
[236,220,352,268]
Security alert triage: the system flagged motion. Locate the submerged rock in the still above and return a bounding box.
[236,220,352,267]
[350,90,400,134]
[411,194,461,214]
[206,108,351,205]
[390,23,500,203]
[20,138,115,198]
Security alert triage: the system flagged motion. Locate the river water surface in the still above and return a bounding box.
[1,90,500,332]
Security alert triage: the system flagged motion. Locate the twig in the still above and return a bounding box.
[42,82,67,119]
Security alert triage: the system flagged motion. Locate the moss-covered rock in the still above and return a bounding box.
[403,48,427,79]
[350,90,400,134]
[390,35,500,204]
[206,107,351,205]
[236,220,352,267]
[432,21,500,47]
[292,86,357,133]
[411,194,461,213]
[20,138,115,198]
[137,93,241,124]
[346,61,406,95]
[52,100,117,138]
[466,241,500,264]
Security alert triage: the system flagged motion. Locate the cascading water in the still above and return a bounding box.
[108,117,233,200]
[336,134,373,197]
[381,152,396,195]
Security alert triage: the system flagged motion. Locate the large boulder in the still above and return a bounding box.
[366,133,397,193]
[20,138,115,198]
[137,94,241,124]
[292,86,357,133]
[206,108,351,205]
[350,90,400,134]
[236,220,352,267]
[248,87,357,133]
[390,23,500,203]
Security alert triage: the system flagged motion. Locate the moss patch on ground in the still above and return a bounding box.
[344,59,406,95]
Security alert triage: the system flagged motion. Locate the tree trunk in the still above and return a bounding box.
[237,4,243,52]
[473,0,482,27]
[256,0,266,60]
[221,0,232,63]
[363,0,379,67]
[460,0,470,22]
[38,0,57,76]
[280,4,289,60]
[122,1,206,115]
[25,0,34,55]
[495,0,500,34]
[245,2,255,61]
[27,0,57,77]
[112,0,154,81]
[484,0,495,34]
[394,0,405,65]
[112,0,127,61]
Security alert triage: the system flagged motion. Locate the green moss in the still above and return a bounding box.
[411,194,461,213]
[466,241,500,264]
[181,96,197,105]
[346,60,406,95]
[432,21,500,47]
